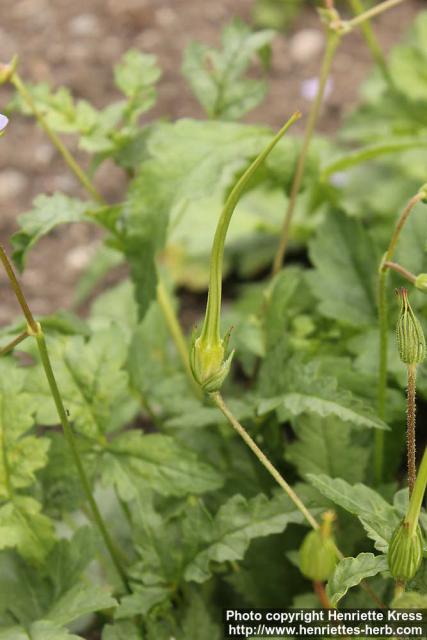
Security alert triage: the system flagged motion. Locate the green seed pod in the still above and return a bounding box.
[415,274,427,293]
[299,511,338,582]
[189,115,299,394]
[418,183,427,205]
[388,519,424,582]
[190,331,234,393]
[396,288,426,365]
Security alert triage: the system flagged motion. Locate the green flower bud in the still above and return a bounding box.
[418,183,427,205]
[190,331,234,393]
[299,511,338,582]
[388,519,424,582]
[415,274,427,293]
[396,288,426,365]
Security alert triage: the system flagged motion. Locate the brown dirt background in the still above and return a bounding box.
[0,0,423,325]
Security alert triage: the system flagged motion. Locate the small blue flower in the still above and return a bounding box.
[0,114,8,132]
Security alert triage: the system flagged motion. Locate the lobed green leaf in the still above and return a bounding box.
[327,553,388,607]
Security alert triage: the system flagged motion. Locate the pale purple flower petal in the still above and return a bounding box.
[300,77,333,102]
[330,171,348,188]
[0,114,8,132]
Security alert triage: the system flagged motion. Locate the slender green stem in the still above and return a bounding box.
[406,447,427,536]
[376,193,423,483]
[36,331,130,591]
[407,364,417,496]
[383,261,416,284]
[212,391,386,607]
[212,391,319,530]
[346,0,405,30]
[0,247,38,333]
[376,268,388,483]
[272,32,340,275]
[11,73,103,204]
[0,246,130,592]
[272,0,405,275]
[383,194,423,263]
[0,330,29,356]
[347,0,394,88]
[156,279,201,396]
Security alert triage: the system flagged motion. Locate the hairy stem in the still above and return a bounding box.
[11,72,103,204]
[376,192,423,483]
[272,32,340,275]
[346,0,405,29]
[212,392,319,530]
[407,364,417,496]
[382,261,416,284]
[383,193,423,262]
[376,268,388,483]
[0,330,29,356]
[0,246,130,592]
[0,247,38,333]
[347,0,394,88]
[212,392,385,607]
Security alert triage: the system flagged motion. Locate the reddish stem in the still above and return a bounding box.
[313,581,332,609]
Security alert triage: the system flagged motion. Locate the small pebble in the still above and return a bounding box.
[68,14,101,38]
[33,143,55,166]
[50,174,76,193]
[0,170,28,201]
[155,7,177,28]
[289,29,324,64]
[65,244,96,271]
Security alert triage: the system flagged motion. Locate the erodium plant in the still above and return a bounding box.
[1,3,427,638]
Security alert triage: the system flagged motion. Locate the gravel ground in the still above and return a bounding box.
[0,0,422,324]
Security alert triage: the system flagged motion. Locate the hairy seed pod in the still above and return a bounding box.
[388,519,424,582]
[299,511,338,582]
[396,288,426,365]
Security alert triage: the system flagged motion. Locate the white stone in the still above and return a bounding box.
[33,143,55,166]
[0,170,28,201]
[289,29,324,64]
[65,244,96,271]
[68,14,101,37]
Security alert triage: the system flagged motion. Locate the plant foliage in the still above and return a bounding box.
[1,7,427,638]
